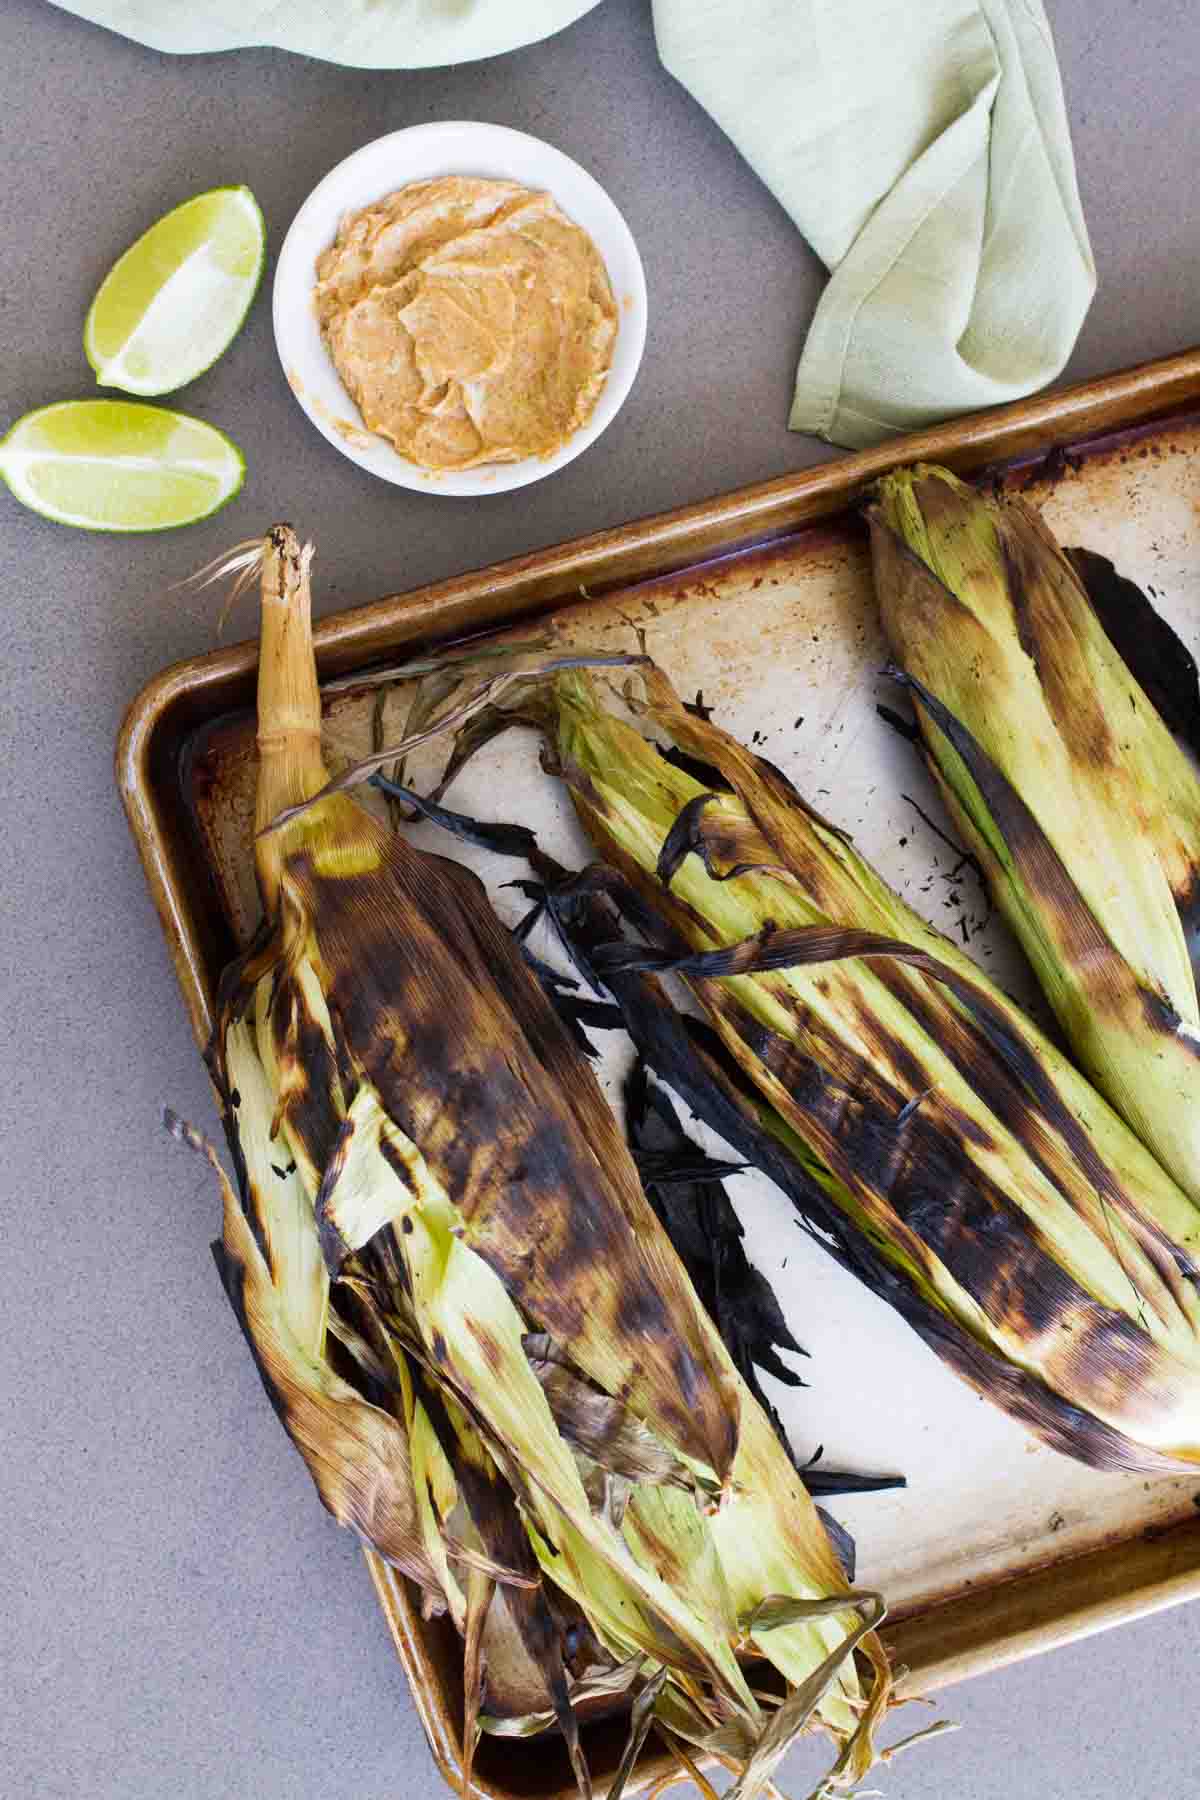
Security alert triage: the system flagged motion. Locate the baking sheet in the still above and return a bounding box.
[184,418,1200,1625]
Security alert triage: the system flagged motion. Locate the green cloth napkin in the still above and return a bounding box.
[654,0,1097,448]
[48,0,603,68]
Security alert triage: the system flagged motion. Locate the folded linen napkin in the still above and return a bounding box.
[653,0,1096,447]
[48,0,603,69]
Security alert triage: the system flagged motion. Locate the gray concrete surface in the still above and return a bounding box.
[1,2,1197,1796]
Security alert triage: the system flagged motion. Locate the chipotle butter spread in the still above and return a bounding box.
[315,176,618,471]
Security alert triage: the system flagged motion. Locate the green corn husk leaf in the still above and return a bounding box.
[484,658,1200,1473]
[170,1013,438,1596]
[726,1591,885,1800]
[869,464,1200,1201]
[178,528,893,1800]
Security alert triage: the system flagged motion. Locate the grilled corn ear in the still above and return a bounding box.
[179,528,895,1797]
[869,464,1200,1201]
[475,658,1200,1472]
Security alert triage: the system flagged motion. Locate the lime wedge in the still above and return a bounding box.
[84,186,265,396]
[0,400,245,531]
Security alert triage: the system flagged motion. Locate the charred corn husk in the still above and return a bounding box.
[869,465,1200,1202]
[481,659,1200,1473]
[181,528,896,1798]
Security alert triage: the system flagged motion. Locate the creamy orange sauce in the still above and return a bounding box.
[314,176,617,471]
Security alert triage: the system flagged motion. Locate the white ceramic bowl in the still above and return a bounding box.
[273,122,648,497]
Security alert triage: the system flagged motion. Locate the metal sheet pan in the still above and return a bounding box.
[118,349,1200,1800]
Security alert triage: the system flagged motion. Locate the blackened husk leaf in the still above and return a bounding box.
[518,944,625,1059]
[658,741,733,791]
[875,701,920,745]
[370,773,542,862]
[1068,548,1200,760]
[810,1506,857,1584]
[625,1057,808,1414]
[632,1148,750,1184]
[1065,548,1200,984]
